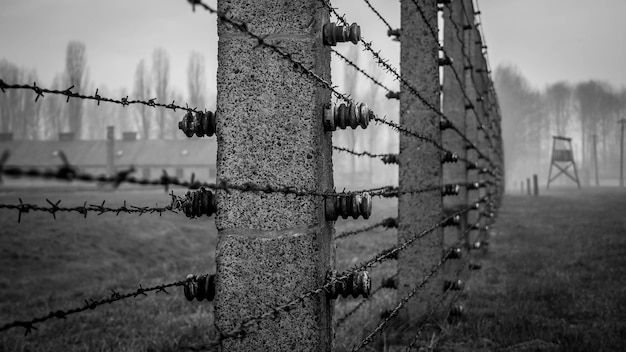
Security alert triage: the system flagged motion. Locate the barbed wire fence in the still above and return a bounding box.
[0,0,503,350]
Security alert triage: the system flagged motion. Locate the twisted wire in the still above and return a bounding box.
[332,145,396,162]
[361,0,394,32]
[0,199,176,223]
[0,275,199,335]
[334,217,397,240]
[331,49,393,94]
[0,80,199,113]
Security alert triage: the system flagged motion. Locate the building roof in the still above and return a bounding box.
[0,139,217,168]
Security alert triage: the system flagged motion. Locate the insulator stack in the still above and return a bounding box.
[442,151,459,163]
[442,214,461,227]
[183,274,216,302]
[326,270,371,299]
[443,279,464,291]
[172,187,217,218]
[178,111,216,137]
[442,184,460,196]
[325,192,372,220]
[445,247,463,260]
[381,154,399,165]
[323,22,361,46]
[324,102,372,131]
[381,277,397,289]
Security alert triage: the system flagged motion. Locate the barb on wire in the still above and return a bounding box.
[334,217,397,240]
[361,0,395,33]
[332,145,398,164]
[0,80,199,113]
[331,49,394,94]
[0,275,198,335]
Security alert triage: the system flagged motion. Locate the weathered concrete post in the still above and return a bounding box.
[106,126,115,176]
[527,178,531,196]
[462,0,480,248]
[214,1,333,351]
[442,0,469,285]
[398,0,443,327]
[533,174,539,196]
[473,26,490,242]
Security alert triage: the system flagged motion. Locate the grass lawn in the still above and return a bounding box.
[0,185,624,351]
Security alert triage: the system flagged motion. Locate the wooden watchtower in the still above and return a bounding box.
[547,136,581,189]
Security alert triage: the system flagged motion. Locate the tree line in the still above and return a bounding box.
[0,41,209,141]
[495,65,626,187]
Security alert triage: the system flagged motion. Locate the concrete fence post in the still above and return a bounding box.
[398,0,444,329]
[442,0,469,287]
[214,1,333,351]
[462,0,480,250]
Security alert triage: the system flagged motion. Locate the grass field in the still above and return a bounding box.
[0,184,625,351]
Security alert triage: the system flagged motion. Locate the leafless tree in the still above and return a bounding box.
[187,51,207,110]
[65,41,87,139]
[545,82,573,136]
[152,48,170,139]
[133,59,152,139]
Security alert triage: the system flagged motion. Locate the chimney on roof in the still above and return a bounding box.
[59,132,74,141]
[0,132,13,142]
[122,131,137,141]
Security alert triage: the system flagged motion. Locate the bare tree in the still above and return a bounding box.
[545,82,573,136]
[133,59,152,139]
[65,41,87,139]
[152,48,170,139]
[494,64,546,186]
[187,51,207,110]
[0,60,43,140]
[44,74,67,140]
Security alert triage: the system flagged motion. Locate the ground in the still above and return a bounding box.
[0,184,624,351]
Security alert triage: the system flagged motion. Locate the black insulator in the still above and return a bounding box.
[326,270,371,299]
[178,111,216,138]
[381,154,399,165]
[442,151,458,163]
[442,184,460,196]
[381,277,397,289]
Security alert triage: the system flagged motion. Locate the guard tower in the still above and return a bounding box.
[547,136,581,189]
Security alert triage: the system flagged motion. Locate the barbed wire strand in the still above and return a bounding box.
[0,275,199,335]
[0,199,176,223]
[0,80,199,113]
[361,0,394,32]
[334,217,397,240]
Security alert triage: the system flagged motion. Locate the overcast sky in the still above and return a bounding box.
[1,0,625,105]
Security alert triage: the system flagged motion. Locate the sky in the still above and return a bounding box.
[1,0,625,105]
